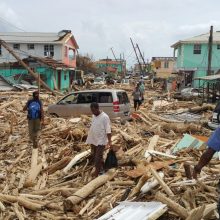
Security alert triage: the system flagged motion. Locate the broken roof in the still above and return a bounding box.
[171,31,220,48]
[0,30,79,49]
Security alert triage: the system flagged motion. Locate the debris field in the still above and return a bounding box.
[0,85,219,220]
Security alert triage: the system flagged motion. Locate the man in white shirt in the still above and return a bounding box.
[86,102,112,177]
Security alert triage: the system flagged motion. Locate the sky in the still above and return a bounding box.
[1,0,220,67]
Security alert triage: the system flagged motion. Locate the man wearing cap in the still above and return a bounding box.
[23,91,44,148]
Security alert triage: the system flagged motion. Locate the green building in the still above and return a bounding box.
[171,31,220,87]
[0,57,76,91]
[95,59,126,75]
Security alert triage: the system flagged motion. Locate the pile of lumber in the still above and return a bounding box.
[0,90,218,219]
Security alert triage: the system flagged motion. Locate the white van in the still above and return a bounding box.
[48,89,131,119]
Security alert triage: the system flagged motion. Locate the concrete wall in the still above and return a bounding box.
[175,43,220,87]
[153,60,175,78]
[62,38,77,68]
[0,67,70,91]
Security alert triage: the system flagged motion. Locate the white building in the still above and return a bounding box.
[0,30,79,68]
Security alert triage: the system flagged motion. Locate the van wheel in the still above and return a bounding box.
[50,113,59,118]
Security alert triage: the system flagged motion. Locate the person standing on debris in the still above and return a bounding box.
[86,102,112,177]
[132,83,142,111]
[193,127,220,179]
[139,81,145,103]
[23,91,44,148]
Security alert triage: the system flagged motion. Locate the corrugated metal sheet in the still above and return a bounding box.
[97,201,167,220]
[0,32,60,43]
[194,74,220,81]
[0,75,15,91]
[171,31,220,47]
[160,112,202,122]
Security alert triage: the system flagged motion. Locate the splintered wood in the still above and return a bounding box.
[0,89,218,219]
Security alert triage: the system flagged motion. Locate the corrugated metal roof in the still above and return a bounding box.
[194,74,220,81]
[0,31,79,49]
[0,32,62,44]
[97,201,167,220]
[0,75,17,91]
[171,31,220,48]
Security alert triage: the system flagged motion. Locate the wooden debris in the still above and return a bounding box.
[0,90,217,219]
[63,169,116,211]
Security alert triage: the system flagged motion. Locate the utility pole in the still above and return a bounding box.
[130,37,143,75]
[207,25,213,76]
[110,47,117,61]
[0,38,59,95]
[136,43,147,74]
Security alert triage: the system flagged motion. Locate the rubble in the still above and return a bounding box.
[0,87,219,220]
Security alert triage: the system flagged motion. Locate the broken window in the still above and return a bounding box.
[44,44,54,57]
[27,44,35,50]
[193,44,201,54]
[13,44,20,50]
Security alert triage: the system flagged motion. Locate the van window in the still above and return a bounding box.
[117,92,129,104]
[59,93,78,104]
[98,92,113,103]
[77,93,98,104]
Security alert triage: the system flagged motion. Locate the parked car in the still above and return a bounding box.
[181,87,200,97]
[208,102,220,130]
[48,89,131,119]
[93,77,105,85]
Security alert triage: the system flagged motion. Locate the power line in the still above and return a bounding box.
[0,16,25,32]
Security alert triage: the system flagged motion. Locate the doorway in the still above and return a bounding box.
[57,70,61,90]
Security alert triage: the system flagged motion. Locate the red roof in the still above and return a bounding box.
[106,66,117,73]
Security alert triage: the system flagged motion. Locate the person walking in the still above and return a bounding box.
[139,81,145,103]
[132,83,142,111]
[86,102,112,177]
[23,91,44,148]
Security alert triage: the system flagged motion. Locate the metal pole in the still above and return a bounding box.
[110,47,117,61]
[207,26,213,76]
[130,38,143,75]
[38,72,40,94]
[136,43,147,74]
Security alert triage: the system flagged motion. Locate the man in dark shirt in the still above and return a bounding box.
[23,91,44,148]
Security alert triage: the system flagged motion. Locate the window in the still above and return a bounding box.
[164,61,169,68]
[59,93,78,104]
[193,44,201,54]
[13,44,20,50]
[217,45,220,50]
[44,44,54,57]
[77,93,98,104]
[98,92,113,103]
[27,44,35,50]
[117,92,129,104]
